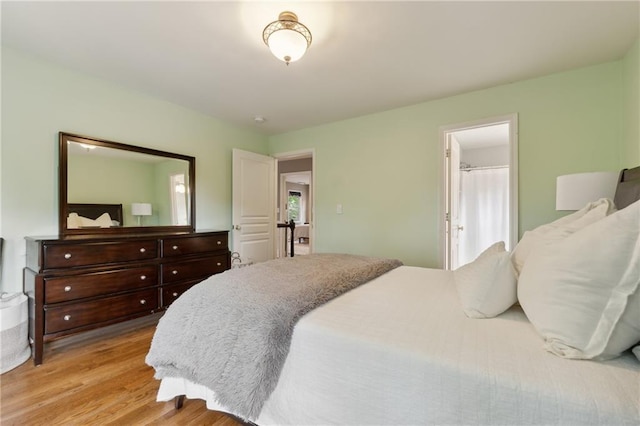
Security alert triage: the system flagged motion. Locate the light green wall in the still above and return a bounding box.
[2,41,637,291]
[622,38,640,168]
[69,154,156,226]
[268,60,627,268]
[1,47,268,292]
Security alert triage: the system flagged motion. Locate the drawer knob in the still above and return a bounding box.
[64,253,72,259]
[140,299,146,305]
[172,292,178,297]
[139,248,146,253]
[217,262,222,266]
[64,285,72,292]
[172,270,178,275]
[217,241,222,245]
[140,275,147,280]
[172,245,178,250]
[63,315,71,321]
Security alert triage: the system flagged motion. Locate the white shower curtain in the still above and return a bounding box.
[458,167,509,266]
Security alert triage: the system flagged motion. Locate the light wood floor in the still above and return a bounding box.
[293,240,310,256]
[0,314,242,425]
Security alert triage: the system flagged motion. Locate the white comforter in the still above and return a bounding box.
[157,266,639,425]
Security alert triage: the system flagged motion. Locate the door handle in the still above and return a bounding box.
[234,225,242,230]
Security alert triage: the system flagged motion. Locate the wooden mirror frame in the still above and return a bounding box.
[59,132,195,237]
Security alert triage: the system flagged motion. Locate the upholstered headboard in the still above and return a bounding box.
[613,166,640,210]
[67,203,123,226]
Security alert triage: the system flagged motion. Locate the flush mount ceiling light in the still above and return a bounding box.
[263,11,312,65]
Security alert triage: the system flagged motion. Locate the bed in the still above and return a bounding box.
[146,167,640,425]
[67,203,123,228]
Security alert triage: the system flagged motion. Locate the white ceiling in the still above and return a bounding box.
[2,1,638,136]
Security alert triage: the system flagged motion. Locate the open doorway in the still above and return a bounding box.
[280,171,312,256]
[169,173,188,225]
[441,114,518,270]
[274,150,315,257]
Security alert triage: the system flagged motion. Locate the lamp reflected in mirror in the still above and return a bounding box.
[132,203,152,226]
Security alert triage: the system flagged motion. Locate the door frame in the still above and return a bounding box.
[438,113,519,269]
[280,171,312,223]
[272,148,316,255]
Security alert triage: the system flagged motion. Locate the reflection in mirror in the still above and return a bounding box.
[67,141,190,227]
[60,133,195,236]
[170,174,189,225]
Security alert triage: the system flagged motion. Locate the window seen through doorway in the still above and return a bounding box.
[288,191,301,222]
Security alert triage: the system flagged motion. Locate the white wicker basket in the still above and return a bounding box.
[1,293,31,373]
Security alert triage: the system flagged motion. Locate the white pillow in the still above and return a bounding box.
[76,213,113,228]
[511,198,616,276]
[67,212,81,229]
[518,200,640,360]
[454,241,517,319]
[93,212,113,228]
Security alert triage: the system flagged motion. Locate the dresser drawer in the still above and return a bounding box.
[161,281,198,307]
[161,255,227,284]
[162,234,228,257]
[43,240,157,269]
[45,289,158,334]
[44,266,158,303]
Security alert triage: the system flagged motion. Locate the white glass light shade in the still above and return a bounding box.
[267,30,308,63]
[131,203,152,216]
[555,172,618,210]
[263,11,311,65]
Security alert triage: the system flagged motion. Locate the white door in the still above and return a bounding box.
[232,149,276,263]
[446,136,462,269]
[440,114,519,270]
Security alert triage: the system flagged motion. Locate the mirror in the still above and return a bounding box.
[59,132,195,236]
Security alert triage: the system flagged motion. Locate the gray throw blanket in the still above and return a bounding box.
[146,253,402,420]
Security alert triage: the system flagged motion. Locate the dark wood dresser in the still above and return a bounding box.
[24,230,230,365]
